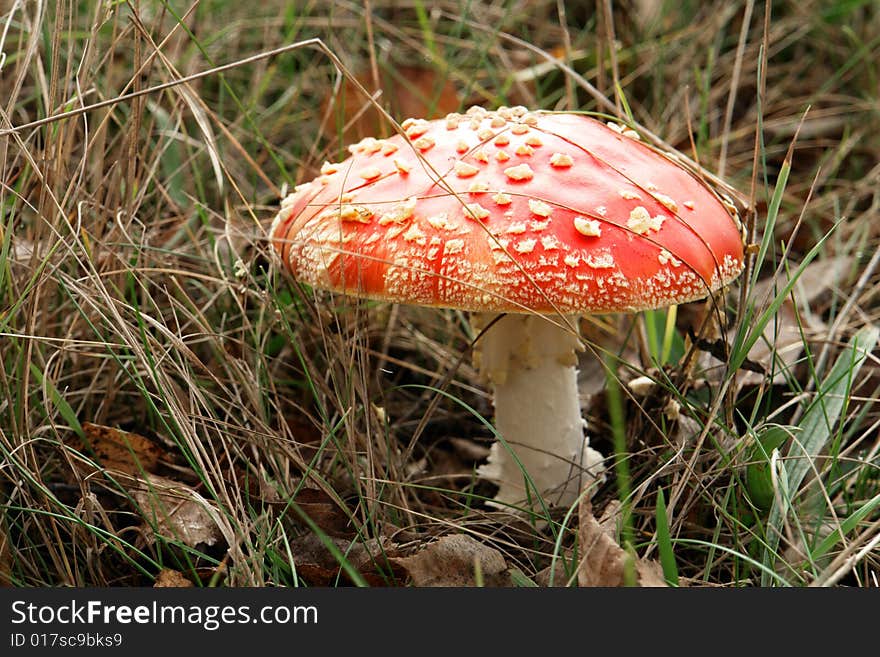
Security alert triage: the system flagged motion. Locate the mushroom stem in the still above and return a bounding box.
[473,313,605,508]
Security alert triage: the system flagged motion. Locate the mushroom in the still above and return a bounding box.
[270,106,745,509]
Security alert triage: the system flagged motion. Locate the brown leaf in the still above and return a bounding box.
[290,533,404,586]
[154,568,193,587]
[78,422,167,476]
[288,487,354,538]
[578,499,667,587]
[132,474,224,549]
[394,534,509,587]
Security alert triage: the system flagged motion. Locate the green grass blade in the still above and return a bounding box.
[655,488,679,587]
[812,491,880,562]
[761,325,879,584]
[28,363,84,439]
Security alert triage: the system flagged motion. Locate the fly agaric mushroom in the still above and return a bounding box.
[271,106,744,508]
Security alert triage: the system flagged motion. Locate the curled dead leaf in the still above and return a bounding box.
[393,534,509,587]
[287,487,354,538]
[132,474,224,549]
[578,499,667,587]
[77,422,168,477]
[154,568,194,587]
[291,533,404,586]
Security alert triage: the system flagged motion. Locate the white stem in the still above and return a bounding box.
[474,313,605,508]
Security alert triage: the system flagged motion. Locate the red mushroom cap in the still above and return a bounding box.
[271,106,744,313]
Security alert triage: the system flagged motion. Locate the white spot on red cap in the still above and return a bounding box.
[528,199,552,217]
[404,120,430,139]
[359,167,382,181]
[585,253,615,269]
[495,150,510,162]
[413,136,435,150]
[455,161,479,178]
[320,162,339,175]
[426,213,450,230]
[653,193,678,213]
[515,144,534,157]
[494,134,510,147]
[378,197,417,225]
[541,235,560,250]
[658,249,681,267]
[403,223,427,244]
[573,217,602,237]
[513,238,537,254]
[627,206,665,234]
[464,203,490,221]
[393,158,411,174]
[385,224,407,239]
[493,192,512,206]
[504,163,534,181]
[549,152,573,167]
[338,205,373,223]
[445,238,465,254]
[488,236,509,251]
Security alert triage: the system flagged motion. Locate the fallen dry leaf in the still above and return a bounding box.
[78,422,168,476]
[154,568,193,587]
[290,533,404,586]
[393,534,509,587]
[578,499,667,587]
[287,487,354,538]
[132,474,224,549]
